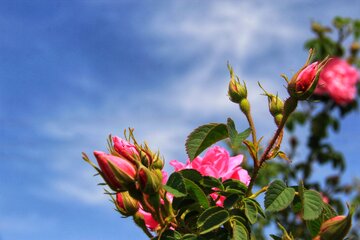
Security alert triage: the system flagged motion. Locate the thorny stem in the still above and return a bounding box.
[246,100,294,195]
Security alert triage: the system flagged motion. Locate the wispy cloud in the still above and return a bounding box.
[37,1,303,206]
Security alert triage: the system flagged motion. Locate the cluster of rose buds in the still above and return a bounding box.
[82,131,169,233]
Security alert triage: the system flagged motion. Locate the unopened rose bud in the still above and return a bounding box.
[228,77,247,103]
[295,62,319,92]
[94,151,136,191]
[116,192,139,216]
[228,64,247,103]
[287,50,329,100]
[151,155,164,170]
[316,216,347,240]
[138,167,162,194]
[315,207,354,240]
[113,136,139,162]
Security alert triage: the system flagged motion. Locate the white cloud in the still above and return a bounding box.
[39,1,302,206]
[149,1,299,61]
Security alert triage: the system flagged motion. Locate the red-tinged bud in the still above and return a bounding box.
[138,167,162,194]
[316,215,350,240]
[94,151,136,191]
[115,192,139,216]
[314,205,355,240]
[287,50,329,100]
[113,136,139,162]
[228,77,247,103]
[295,62,319,92]
[228,64,247,103]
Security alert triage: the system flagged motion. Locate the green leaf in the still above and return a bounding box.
[163,185,186,198]
[265,180,295,212]
[182,234,198,240]
[247,198,265,218]
[306,202,337,237]
[180,169,202,183]
[166,172,187,195]
[291,195,302,214]
[223,179,247,195]
[227,118,238,146]
[186,123,228,160]
[158,230,182,240]
[200,176,224,191]
[197,206,224,228]
[236,128,251,144]
[243,199,258,224]
[184,179,210,209]
[306,216,322,237]
[223,194,241,209]
[322,202,337,220]
[199,209,229,235]
[232,220,249,240]
[226,118,251,148]
[302,190,323,220]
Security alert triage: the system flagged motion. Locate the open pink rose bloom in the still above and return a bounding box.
[170,146,250,185]
[170,146,250,206]
[315,58,359,105]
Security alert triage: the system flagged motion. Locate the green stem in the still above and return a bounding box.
[245,112,257,144]
[249,185,268,199]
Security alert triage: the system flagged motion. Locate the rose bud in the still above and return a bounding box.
[259,84,284,126]
[94,151,136,191]
[287,50,329,100]
[113,136,139,162]
[315,208,353,240]
[115,192,139,216]
[228,64,247,103]
[317,216,350,240]
[295,62,319,92]
[137,167,162,194]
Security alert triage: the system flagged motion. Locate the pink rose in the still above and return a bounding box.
[315,58,359,105]
[296,62,319,92]
[170,146,250,206]
[93,151,136,191]
[170,146,250,185]
[113,136,138,161]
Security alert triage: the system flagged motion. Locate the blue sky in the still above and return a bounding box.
[1,1,359,239]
